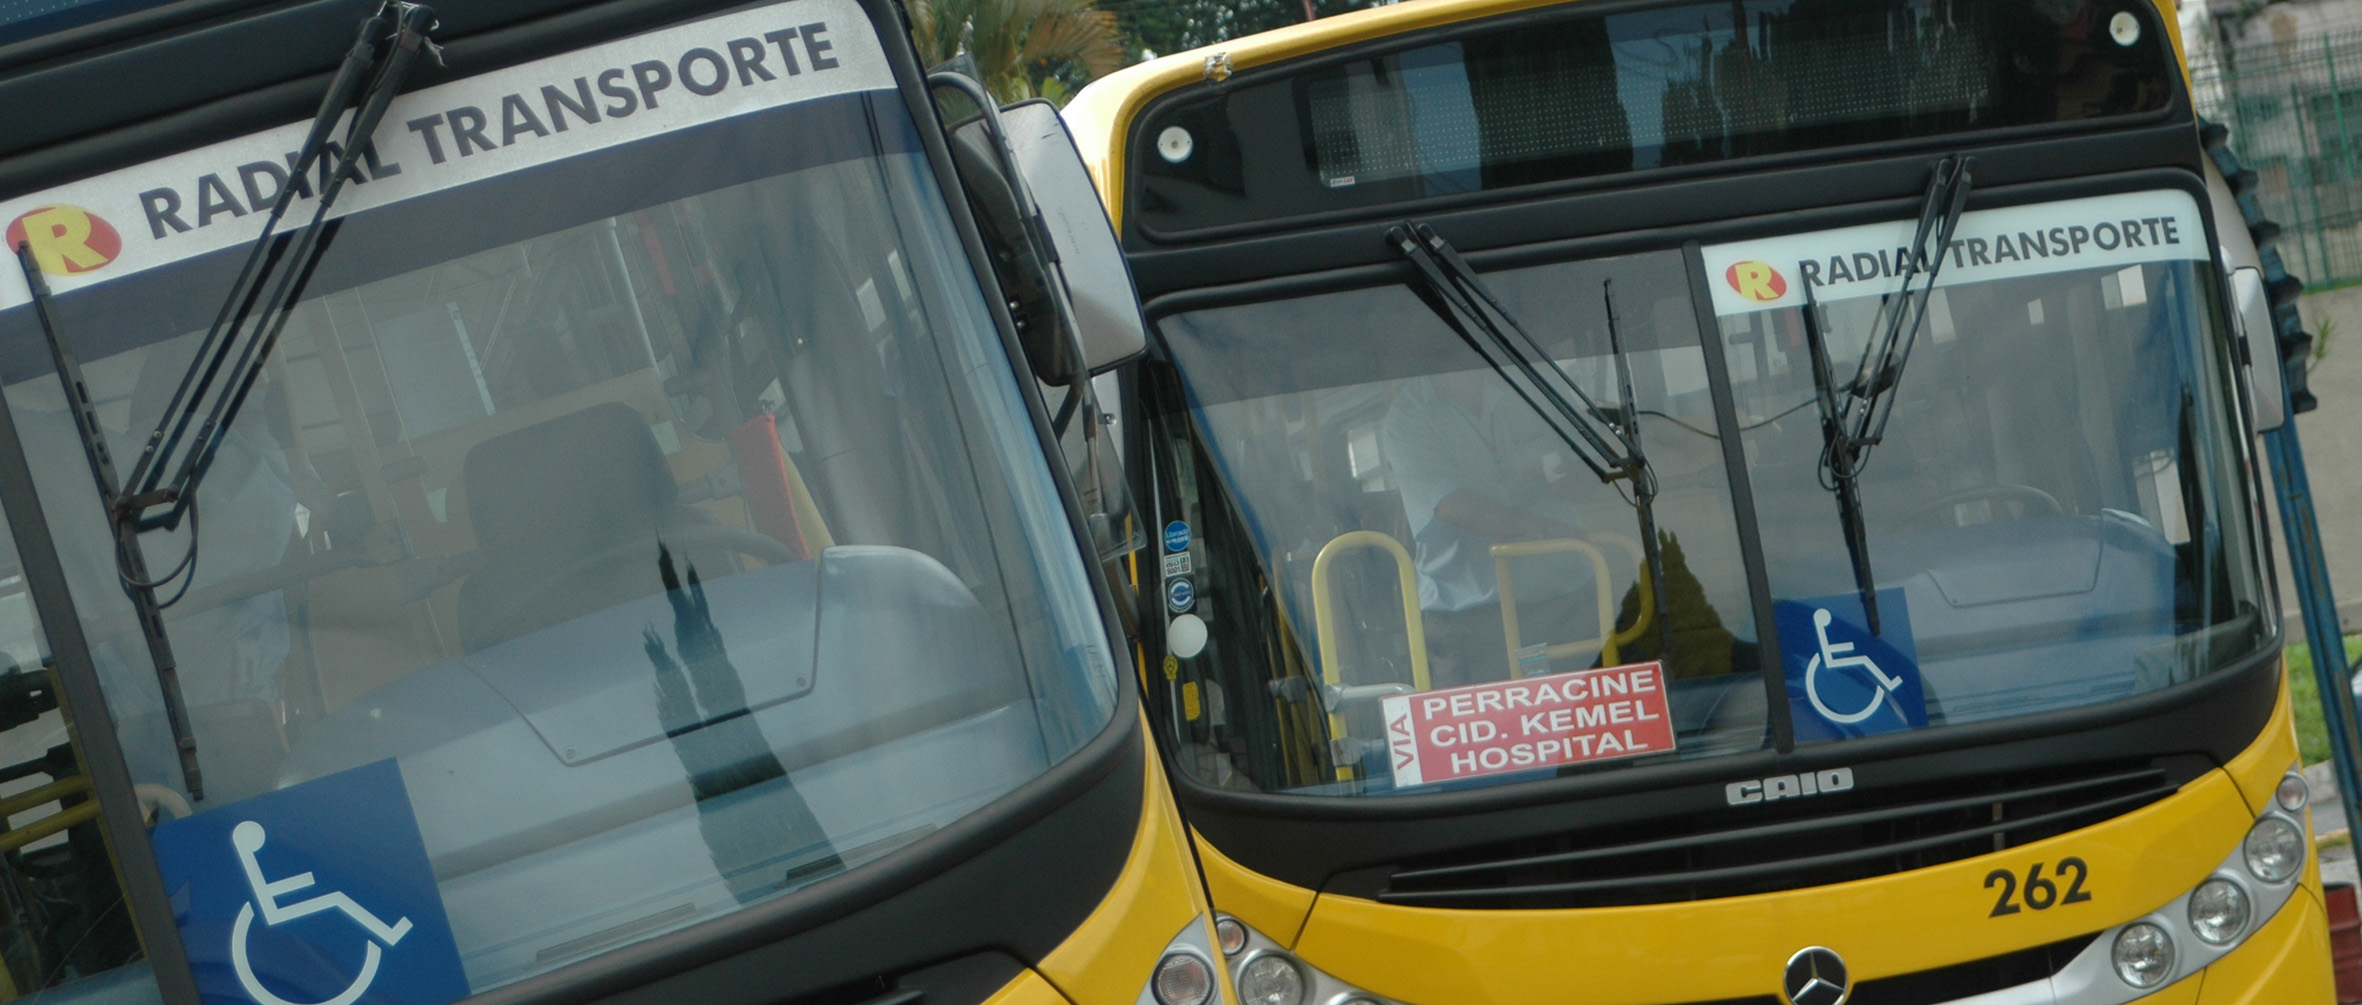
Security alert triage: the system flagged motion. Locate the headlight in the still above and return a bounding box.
[1138,917,1219,1005]
[2049,764,2307,998]
[2112,922,2176,988]
[1214,916,1395,1005]
[1238,954,1306,1005]
[2186,879,2250,945]
[2242,816,2306,883]
[2277,772,2310,811]
[1214,917,1248,956]
[1153,954,1214,1005]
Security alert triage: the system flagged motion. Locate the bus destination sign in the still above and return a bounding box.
[1380,662,1674,788]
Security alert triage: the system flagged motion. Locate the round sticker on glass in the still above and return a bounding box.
[1163,521,1192,553]
[1166,578,1195,613]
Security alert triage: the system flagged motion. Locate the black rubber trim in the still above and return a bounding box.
[891,953,1028,1005]
[1145,166,2280,893]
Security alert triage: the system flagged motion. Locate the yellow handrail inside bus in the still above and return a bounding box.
[1310,531,1432,779]
[1492,535,1655,675]
[0,774,87,821]
[0,801,97,854]
[1595,533,1655,655]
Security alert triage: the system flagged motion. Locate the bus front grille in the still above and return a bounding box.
[1373,761,2180,909]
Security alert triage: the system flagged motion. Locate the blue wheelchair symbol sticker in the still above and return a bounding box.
[153,758,468,1005]
[1774,589,1928,741]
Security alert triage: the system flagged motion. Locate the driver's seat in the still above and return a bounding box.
[455,403,723,651]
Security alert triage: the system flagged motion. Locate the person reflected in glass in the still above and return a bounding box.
[1381,372,1603,688]
[642,542,837,904]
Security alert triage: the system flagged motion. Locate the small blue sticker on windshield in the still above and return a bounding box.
[1775,589,1927,741]
[1166,577,1196,613]
[151,758,468,1005]
[1163,521,1191,554]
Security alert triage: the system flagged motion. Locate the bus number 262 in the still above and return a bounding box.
[1985,858,2093,917]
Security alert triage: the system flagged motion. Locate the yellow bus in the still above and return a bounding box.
[1066,0,2335,1001]
[0,0,1223,1002]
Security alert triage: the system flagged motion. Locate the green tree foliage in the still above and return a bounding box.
[1102,0,1365,62]
[1611,531,1739,679]
[908,0,1126,103]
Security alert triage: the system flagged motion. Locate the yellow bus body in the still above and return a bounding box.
[1035,719,1232,1005]
[1189,683,2326,1002]
[1065,0,2336,999]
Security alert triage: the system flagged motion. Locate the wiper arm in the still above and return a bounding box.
[126,1,440,531]
[1390,223,1636,481]
[1389,223,1673,661]
[1801,154,1973,633]
[8,1,437,800]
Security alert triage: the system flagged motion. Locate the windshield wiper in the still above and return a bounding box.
[8,1,437,799]
[1800,154,1973,634]
[1390,223,1673,661]
[126,1,439,531]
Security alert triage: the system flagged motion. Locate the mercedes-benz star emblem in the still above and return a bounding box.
[1782,946,1850,1005]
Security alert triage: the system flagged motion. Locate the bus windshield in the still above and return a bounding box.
[1147,187,2266,796]
[0,3,1115,994]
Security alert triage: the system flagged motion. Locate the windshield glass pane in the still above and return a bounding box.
[1146,189,2269,799]
[1704,188,2266,737]
[0,6,1114,991]
[1152,250,1764,797]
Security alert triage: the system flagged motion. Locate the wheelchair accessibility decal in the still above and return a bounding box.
[1773,590,1929,741]
[151,759,468,1005]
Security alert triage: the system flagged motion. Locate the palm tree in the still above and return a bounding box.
[908,0,1125,104]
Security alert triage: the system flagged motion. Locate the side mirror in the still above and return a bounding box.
[939,88,1083,385]
[930,76,1144,570]
[999,100,1149,375]
[2230,266,2288,433]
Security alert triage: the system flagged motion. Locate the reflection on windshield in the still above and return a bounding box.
[1727,247,2265,730]
[1146,192,2270,798]
[0,91,1114,989]
[642,542,838,905]
[1152,250,1763,796]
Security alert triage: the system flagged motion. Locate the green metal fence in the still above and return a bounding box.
[2195,27,2362,290]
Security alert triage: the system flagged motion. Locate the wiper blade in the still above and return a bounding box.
[1802,154,1973,633]
[8,1,437,800]
[1389,222,1672,661]
[1389,223,1637,481]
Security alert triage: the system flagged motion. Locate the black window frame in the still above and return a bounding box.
[0,0,1155,1001]
[1123,164,2285,892]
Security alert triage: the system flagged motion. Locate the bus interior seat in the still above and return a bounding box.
[455,402,739,652]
